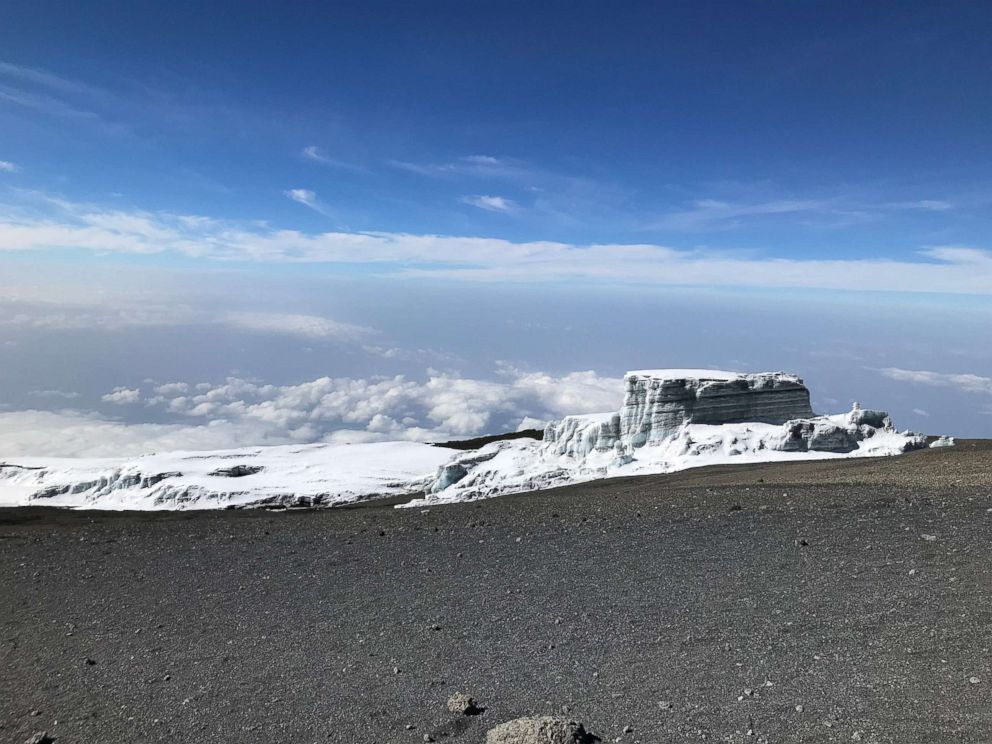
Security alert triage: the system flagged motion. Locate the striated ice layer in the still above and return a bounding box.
[618,370,815,447]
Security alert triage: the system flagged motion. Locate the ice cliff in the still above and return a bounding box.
[0,370,931,511]
[418,370,927,504]
[544,370,815,458]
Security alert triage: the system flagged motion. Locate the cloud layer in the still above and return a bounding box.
[2,193,991,293]
[0,368,624,457]
[879,367,992,395]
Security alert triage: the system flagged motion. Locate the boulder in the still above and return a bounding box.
[24,733,56,744]
[485,716,594,744]
[447,691,481,715]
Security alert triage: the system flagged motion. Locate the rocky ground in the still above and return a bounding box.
[1,440,991,743]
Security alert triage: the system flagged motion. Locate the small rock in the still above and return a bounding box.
[852,732,864,741]
[795,705,804,713]
[486,716,593,744]
[447,692,481,715]
[622,725,633,733]
[969,676,981,684]
[24,734,56,744]
[84,657,96,666]
[424,735,434,743]
[921,534,938,542]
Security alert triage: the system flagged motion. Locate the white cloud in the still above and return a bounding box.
[879,367,992,395]
[0,304,200,330]
[153,382,189,396]
[0,368,625,457]
[301,146,367,173]
[101,387,141,404]
[0,160,17,172]
[912,408,930,417]
[391,155,529,179]
[0,295,371,342]
[461,195,518,213]
[888,200,953,212]
[105,367,622,444]
[0,410,294,458]
[647,199,831,231]
[285,188,321,210]
[222,311,373,341]
[1,192,992,294]
[646,195,957,231]
[284,188,337,218]
[27,389,80,400]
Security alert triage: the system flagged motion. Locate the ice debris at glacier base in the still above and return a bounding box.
[0,370,934,511]
[411,370,929,506]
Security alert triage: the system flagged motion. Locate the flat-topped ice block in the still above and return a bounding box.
[619,369,815,447]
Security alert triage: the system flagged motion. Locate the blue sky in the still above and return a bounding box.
[1,1,991,452]
[3,1,992,249]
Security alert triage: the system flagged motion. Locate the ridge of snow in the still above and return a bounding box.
[0,441,457,510]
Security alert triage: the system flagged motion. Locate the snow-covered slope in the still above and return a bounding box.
[0,370,932,511]
[414,410,925,506]
[0,442,457,510]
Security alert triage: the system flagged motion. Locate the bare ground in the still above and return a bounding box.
[1,441,991,743]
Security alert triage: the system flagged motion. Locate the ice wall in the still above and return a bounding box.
[618,370,815,447]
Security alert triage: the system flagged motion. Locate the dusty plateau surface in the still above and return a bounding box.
[2,440,991,743]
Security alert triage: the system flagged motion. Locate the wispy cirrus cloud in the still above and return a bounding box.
[390,154,530,180]
[0,61,108,99]
[646,198,837,231]
[644,193,958,232]
[460,194,518,213]
[222,311,373,340]
[284,188,333,217]
[0,160,18,172]
[27,389,80,400]
[301,145,369,174]
[2,192,992,294]
[0,59,268,142]
[0,60,122,129]
[878,367,992,395]
[1,290,374,342]
[886,199,954,212]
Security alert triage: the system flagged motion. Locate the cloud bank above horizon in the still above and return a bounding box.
[0,367,624,457]
[1,191,991,294]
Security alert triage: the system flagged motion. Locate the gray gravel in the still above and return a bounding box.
[1,441,991,743]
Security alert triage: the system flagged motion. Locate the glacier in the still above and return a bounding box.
[413,370,927,505]
[0,370,931,511]
[0,442,458,510]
